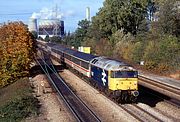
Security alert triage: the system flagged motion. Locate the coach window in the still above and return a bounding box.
[76,58,80,65]
[81,61,89,69]
[72,57,75,62]
[74,58,80,65]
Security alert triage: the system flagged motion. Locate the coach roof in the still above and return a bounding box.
[73,51,97,62]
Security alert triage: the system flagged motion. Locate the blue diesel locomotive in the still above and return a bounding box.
[37,40,139,102]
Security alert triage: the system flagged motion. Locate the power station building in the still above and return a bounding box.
[28,18,64,39]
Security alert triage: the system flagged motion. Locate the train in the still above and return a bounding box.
[37,40,139,102]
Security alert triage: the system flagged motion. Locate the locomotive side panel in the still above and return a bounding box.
[91,65,108,88]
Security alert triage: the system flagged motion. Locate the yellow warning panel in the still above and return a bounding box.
[83,47,91,54]
[78,46,91,54]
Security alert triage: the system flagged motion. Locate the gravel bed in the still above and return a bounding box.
[60,69,137,122]
[25,74,76,122]
[136,103,173,122]
[153,101,180,121]
[52,59,180,122]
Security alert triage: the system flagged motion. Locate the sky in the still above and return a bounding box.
[0,0,104,32]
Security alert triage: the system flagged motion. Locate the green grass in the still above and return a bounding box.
[0,78,40,122]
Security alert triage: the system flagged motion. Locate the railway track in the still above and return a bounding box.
[139,85,180,108]
[67,66,180,121]
[37,49,179,122]
[53,62,173,121]
[138,76,180,101]
[35,52,101,122]
[66,66,176,122]
[120,104,166,122]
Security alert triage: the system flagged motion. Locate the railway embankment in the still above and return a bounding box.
[0,78,40,122]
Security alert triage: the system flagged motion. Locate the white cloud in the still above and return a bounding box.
[30,7,74,20]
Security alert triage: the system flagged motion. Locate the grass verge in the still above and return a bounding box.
[0,78,40,122]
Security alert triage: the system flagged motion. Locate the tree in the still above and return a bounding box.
[44,35,50,42]
[31,31,38,39]
[0,22,36,87]
[73,19,90,48]
[91,0,148,36]
[50,36,61,43]
[158,0,179,37]
[63,31,73,45]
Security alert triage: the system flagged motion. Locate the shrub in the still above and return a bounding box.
[157,35,180,70]
[131,41,145,63]
[0,96,40,122]
[143,35,180,72]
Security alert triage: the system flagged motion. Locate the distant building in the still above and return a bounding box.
[28,18,64,39]
[38,19,64,39]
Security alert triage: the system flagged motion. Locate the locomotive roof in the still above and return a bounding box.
[90,57,135,71]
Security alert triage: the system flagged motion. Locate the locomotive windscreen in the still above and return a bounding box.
[111,71,138,78]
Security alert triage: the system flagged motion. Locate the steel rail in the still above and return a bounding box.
[140,86,180,108]
[138,76,180,101]
[36,52,101,122]
[35,57,82,122]
[60,60,164,122]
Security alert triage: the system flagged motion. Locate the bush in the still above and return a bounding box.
[95,38,113,56]
[158,35,180,70]
[112,30,135,60]
[0,96,40,122]
[113,40,134,61]
[143,35,180,72]
[143,40,159,70]
[131,41,145,63]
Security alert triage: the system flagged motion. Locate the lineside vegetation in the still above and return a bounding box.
[0,21,39,121]
[0,21,36,87]
[63,0,180,74]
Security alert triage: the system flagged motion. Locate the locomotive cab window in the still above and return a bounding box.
[111,71,138,78]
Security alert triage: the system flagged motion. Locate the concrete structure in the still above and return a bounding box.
[38,19,64,39]
[28,18,38,32]
[86,7,90,21]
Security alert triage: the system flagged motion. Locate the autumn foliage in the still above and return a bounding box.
[0,22,36,87]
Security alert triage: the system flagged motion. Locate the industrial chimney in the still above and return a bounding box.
[86,7,90,21]
[28,18,38,32]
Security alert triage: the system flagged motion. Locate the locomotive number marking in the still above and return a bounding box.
[102,69,106,86]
